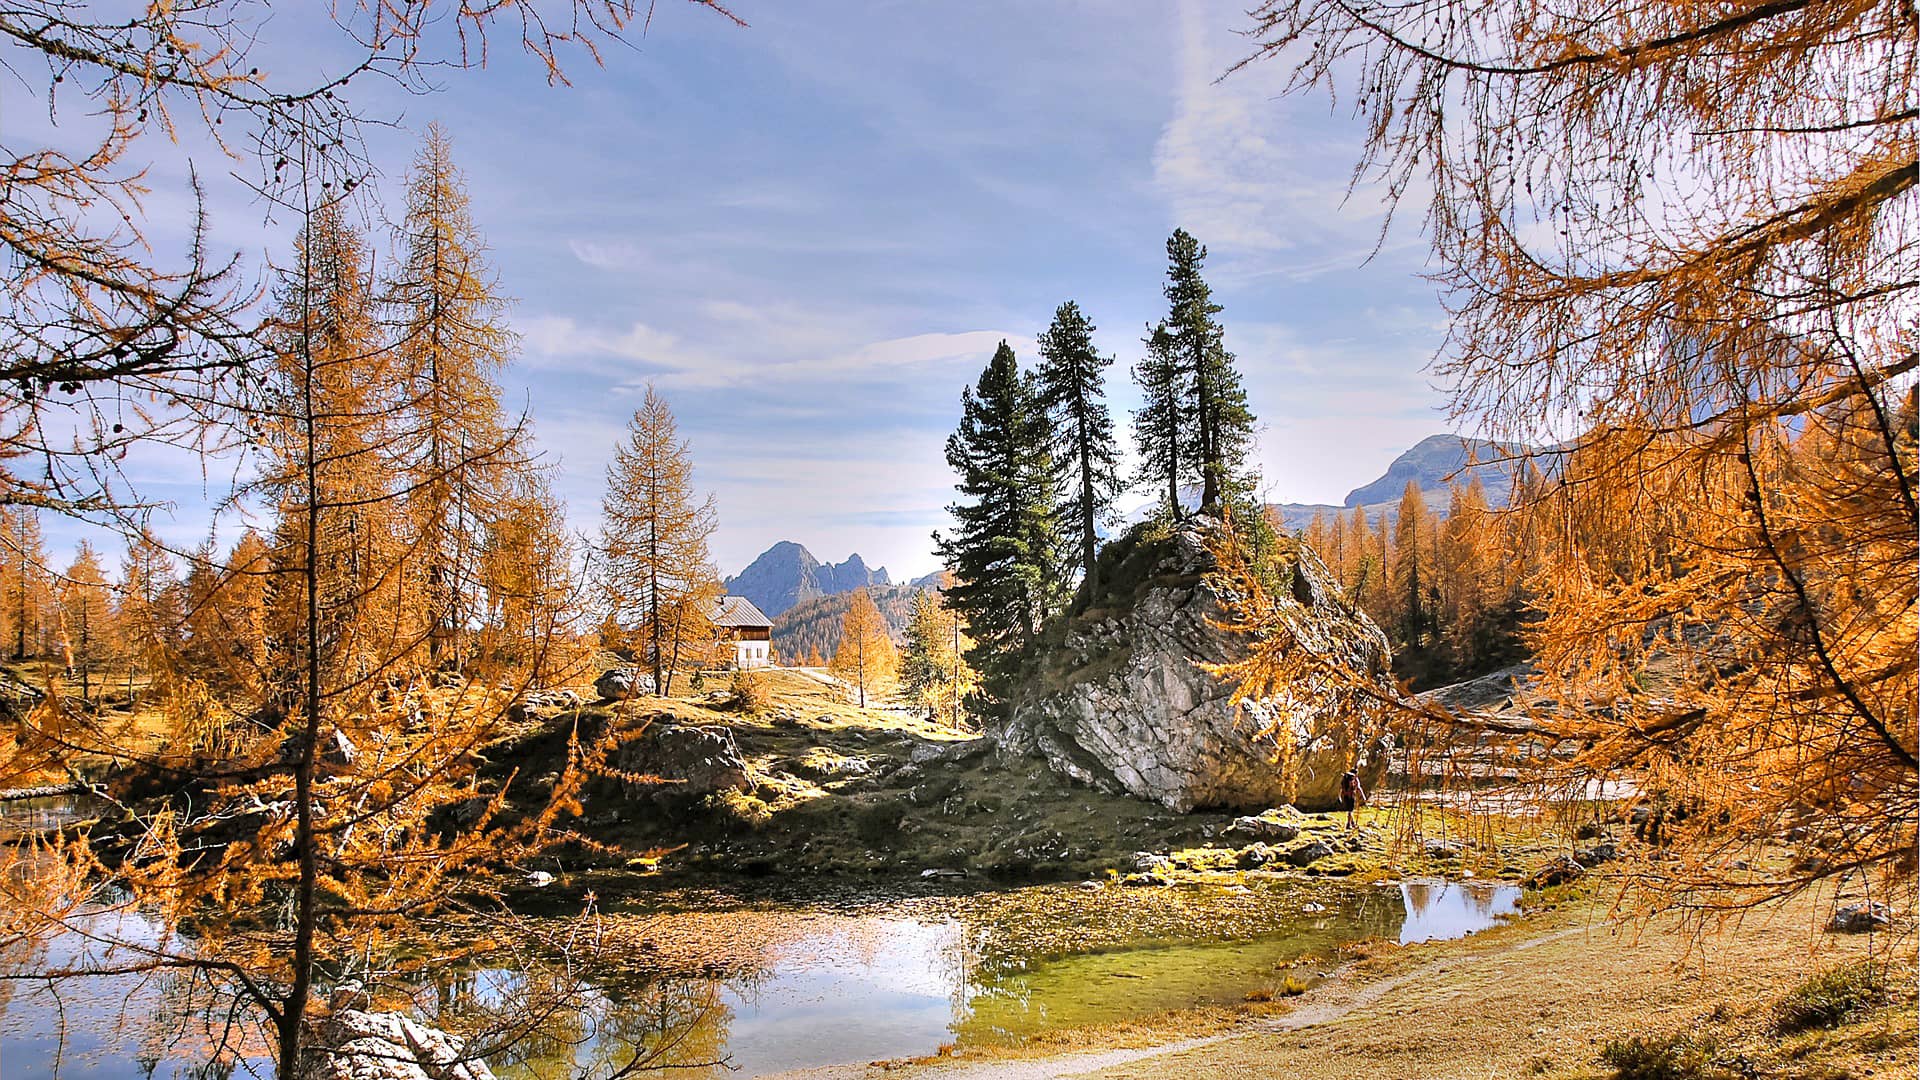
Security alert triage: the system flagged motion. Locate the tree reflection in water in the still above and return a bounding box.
[1397,881,1519,945]
[425,963,736,1079]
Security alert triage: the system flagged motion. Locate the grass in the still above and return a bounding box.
[1774,959,1891,1033]
[1600,1033,1738,1080]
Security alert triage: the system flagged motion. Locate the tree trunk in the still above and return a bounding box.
[281,211,323,1075]
[1077,403,1098,600]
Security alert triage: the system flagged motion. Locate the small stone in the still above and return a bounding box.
[1828,902,1892,934]
[1226,815,1302,843]
[1286,840,1335,867]
[1523,855,1584,888]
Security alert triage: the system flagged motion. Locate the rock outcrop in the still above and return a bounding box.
[594,667,655,702]
[610,723,752,800]
[1003,518,1395,813]
[307,1008,496,1080]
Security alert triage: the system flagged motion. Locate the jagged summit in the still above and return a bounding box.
[724,541,891,618]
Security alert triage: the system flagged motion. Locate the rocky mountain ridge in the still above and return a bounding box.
[724,541,891,618]
[1269,433,1540,530]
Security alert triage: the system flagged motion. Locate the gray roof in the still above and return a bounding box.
[713,595,773,629]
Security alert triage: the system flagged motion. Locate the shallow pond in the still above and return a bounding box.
[2,805,1520,1078]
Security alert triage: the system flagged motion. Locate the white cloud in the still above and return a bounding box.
[1152,0,1423,281]
[517,313,1030,392]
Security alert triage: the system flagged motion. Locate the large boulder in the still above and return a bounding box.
[1003,518,1395,813]
[306,1009,496,1080]
[594,666,656,702]
[610,723,751,799]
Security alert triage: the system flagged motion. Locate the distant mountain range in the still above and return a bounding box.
[729,435,1539,620]
[723,541,891,619]
[1269,434,1539,530]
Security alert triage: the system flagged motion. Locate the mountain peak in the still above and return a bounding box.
[725,541,890,618]
[1341,434,1533,508]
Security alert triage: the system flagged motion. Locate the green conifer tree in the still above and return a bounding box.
[1133,322,1190,522]
[937,341,1059,709]
[1035,301,1122,601]
[1160,229,1256,514]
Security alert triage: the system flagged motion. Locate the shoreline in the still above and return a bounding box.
[761,886,1914,1080]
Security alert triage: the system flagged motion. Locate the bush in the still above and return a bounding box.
[1774,959,1890,1032]
[1600,1033,1735,1080]
[729,668,767,713]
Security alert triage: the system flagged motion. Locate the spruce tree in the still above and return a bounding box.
[1160,229,1256,514]
[1132,323,1189,522]
[1035,301,1121,600]
[937,341,1058,709]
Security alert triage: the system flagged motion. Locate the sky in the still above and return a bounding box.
[23,0,1461,582]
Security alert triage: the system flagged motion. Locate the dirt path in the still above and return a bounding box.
[766,893,1912,1080]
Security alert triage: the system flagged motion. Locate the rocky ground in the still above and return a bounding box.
[485,669,1590,901]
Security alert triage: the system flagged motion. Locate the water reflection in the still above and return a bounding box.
[1398,880,1520,944]
[3,832,1520,1080]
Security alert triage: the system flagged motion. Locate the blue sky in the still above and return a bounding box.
[31,0,1457,581]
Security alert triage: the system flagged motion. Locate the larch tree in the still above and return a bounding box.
[831,590,897,708]
[1132,323,1190,522]
[385,124,520,668]
[0,509,51,660]
[1034,301,1121,600]
[938,341,1061,709]
[481,472,583,685]
[0,0,740,524]
[599,384,720,694]
[900,588,971,724]
[1388,483,1429,647]
[1235,0,1916,908]
[17,183,620,1078]
[116,531,182,704]
[55,541,113,701]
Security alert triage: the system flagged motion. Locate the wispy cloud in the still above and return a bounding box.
[519,313,1031,392]
[1152,0,1422,282]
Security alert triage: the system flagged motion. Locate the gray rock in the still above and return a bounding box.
[1524,854,1585,888]
[1119,871,1171,887]
[610,723,750,798]
[908,738,991,766]
[510,689,585,721]
[1235,843,1274,869]
[1285,840,1335,867]
[1002,519,1396,812]
[1132,852,1174,873]
[306,1009,496,1080]
[1828,902,1892,934]
[1576,842,1617,866]
[1227,815,1302,843]
[594,667,656,702]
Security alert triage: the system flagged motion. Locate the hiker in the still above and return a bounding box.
[1340,769,1366,830]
